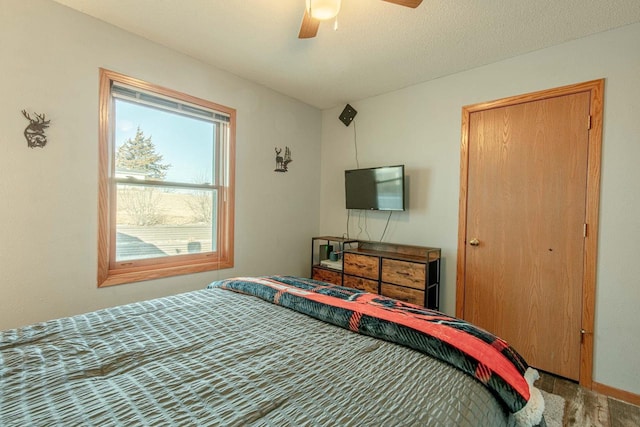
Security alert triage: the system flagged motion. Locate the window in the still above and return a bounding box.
[98,69,235,287]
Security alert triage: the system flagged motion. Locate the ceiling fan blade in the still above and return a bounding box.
[298,9,320,39]
[381,0,423,7]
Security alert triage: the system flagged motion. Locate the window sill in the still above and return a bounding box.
[98,257,233,288]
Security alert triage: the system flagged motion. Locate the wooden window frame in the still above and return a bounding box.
[98,69,235,287]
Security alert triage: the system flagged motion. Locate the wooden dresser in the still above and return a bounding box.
[311,238,441,310]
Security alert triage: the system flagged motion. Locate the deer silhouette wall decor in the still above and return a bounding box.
[21,110,50,148]
[274,146,292,172]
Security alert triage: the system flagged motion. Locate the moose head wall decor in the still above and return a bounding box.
[21,110,50,148]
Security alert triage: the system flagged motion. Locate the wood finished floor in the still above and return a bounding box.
[535,371,640,426]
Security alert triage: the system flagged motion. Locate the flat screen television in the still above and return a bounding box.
[345,165,405,211]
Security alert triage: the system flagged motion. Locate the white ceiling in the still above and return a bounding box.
[52,0,640,110]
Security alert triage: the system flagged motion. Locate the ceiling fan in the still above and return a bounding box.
[299,0,423,39]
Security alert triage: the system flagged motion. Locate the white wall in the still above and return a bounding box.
[0,0,321,330]
[319,24,640,394]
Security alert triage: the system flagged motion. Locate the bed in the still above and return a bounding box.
[0,276,545,426]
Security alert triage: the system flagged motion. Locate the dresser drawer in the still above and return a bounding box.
[312,267,342,285]
[343,253,380,280]
[381,284,425,306]
[381,259,426,290]
[344,275,378,294]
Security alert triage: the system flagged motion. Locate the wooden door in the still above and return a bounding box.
[457,81,604,383]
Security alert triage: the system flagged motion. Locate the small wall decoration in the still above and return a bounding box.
[21,110,50,148]
[274,146,292,172]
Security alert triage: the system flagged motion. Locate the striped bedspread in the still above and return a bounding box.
[1,277,528,426]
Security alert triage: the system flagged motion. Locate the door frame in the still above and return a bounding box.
[456,79,604,388]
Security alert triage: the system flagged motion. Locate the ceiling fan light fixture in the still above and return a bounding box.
[305,0,342,20]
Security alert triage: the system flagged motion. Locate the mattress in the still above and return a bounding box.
[1,279,517,426]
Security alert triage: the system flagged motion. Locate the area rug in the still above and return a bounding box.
[541,390,566,427]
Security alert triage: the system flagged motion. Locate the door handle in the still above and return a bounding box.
[469,238,480,246]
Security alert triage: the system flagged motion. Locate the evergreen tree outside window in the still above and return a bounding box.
[98,69,235,287]
[115,127,171,180]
